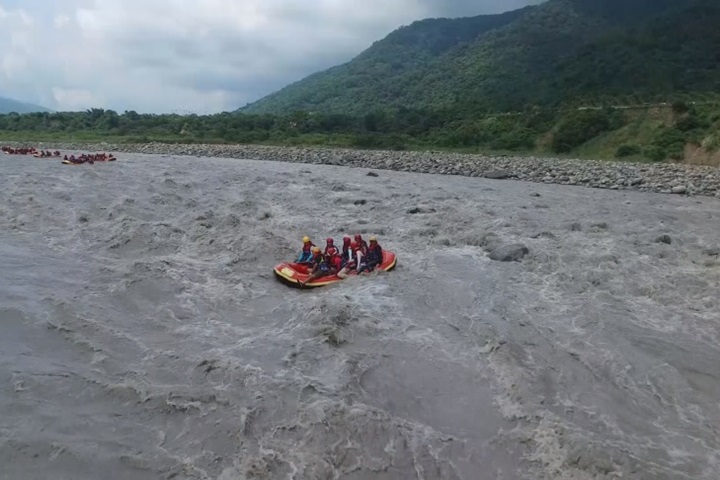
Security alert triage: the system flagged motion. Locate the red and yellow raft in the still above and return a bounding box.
[274,251,397,288]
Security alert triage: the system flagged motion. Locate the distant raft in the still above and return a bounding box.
[273,250,397,288]
[1,146,40,155]
[33,151,61,158]
[61,154,117,165]
[61,160,117,165]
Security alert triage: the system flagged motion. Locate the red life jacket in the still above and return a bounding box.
[331,255,342,271]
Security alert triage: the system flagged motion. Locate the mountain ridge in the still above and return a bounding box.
[242,0,712,115]
[244,6,534,115]
[0,96,51,114]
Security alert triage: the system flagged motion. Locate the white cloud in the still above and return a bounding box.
[51,87,101,111]
[0,0,540,113]
[0,6,34,78]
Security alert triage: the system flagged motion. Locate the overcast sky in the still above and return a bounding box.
[0,0,540,114]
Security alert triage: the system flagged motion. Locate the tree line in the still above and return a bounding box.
[0,100,718,162]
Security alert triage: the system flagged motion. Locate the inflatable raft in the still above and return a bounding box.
[274,251,397,288]
[61,158,117,165]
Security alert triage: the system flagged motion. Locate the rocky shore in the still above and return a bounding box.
[6,141,720,197]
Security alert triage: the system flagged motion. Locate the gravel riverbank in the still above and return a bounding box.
[6,141,720,197]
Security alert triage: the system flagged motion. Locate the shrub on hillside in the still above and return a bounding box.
[551,109,624,153]
[651,127,686,160]
[490,128,535,151]
[707,134,720,151]
[615,144,641,158]
[667,144,685,160]
[671,101,690,114]
[652,127,683,147]
[644,145,666,162]
[351,133,408,150]
[675,114,704,132]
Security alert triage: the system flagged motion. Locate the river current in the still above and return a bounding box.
[1,153,719,480]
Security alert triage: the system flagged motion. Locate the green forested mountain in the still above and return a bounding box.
[0,96,51,114]
[243,0,717,115]
[549,0,720,102]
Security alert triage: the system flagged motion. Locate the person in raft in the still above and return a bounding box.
[354,240,368,272]
[335,237,354,278]
[323,238,345,274]
[324,237,341,268]
[337,240,366,278]
[359,236,383,273]
[341,236,352,260]
[329,251,343,275]
[299,246,333,287]
[354,234,369,255]
[324,237,338,257]
[296,236,315,263]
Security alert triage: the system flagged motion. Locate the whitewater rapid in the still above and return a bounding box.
[1,153,719,480]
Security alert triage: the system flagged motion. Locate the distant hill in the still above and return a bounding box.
[242,0,717,115]
[241,5,532,114]
[0,96,51,114]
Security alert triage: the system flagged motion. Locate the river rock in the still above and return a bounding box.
[671,186,687,194]
[407,207,436,215]
[655,235,672,245]
[484,170,510,180]
[489,244,529,262]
